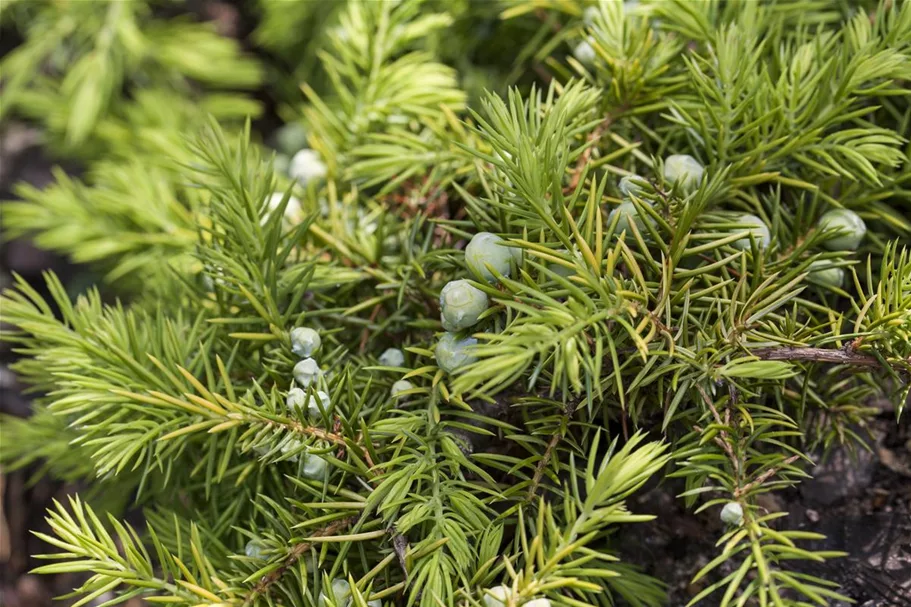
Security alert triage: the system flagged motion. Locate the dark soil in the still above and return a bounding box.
[617,412,911,606]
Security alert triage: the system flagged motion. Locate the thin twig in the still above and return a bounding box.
[734,454,801,499]
[695,385,740,479]
[527,432,563,501]
[750,346,902,368]
[246,517,356,602]
[526,401,578,501]
[391,531,409,577]
[567,116,614,191]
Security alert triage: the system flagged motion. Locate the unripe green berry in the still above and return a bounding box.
[663,154,704,191]
[817,209,866,251]
[731,214,771,250]
[466,232,514,282]
[435,333,478,373]
[289,149,327,184]
[293,357,322,387]
[290,327,321,357]
[720,501,743,525]
[286,388,330,417]
[391,379,414,396]
[619,174,647,198]
[274,123,308,155]
[379,347,405,367]
[482,585,513,607]
[245,539,266,559]
[440,280,488,332]
[807,260,844,289]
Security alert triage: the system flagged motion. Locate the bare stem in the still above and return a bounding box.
[751,346,907,369]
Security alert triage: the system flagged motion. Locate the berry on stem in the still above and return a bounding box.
[289,149,327,184]
[391,379,413,396]
[619,174,647,198]
[274,123,308,155]
[379,347,405,367]
[807,260,845,288]
[286,388,330,417]
[301,453,330,481]
[817,209,866,250]
[608,200,650,236]
[482,585,513,607]
[573,39,596,66]
[266,193,302,222]
[290,327,321,357]
[663,154,704,191]
[466,232,515,282]
[435,333,478,373]
[720,501,744,525]
[731,214,771,250]
[293,357,322,387]
[244,539,266,559]
[440,279,488,331]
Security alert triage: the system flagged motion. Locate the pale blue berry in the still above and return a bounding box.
[286,388,330,417]
[573,39,596,65]
[720,501,743,525]
[619,174,647,198]
[391,380,414,396]
[663,154,704,191]
[275,123,308,155]
[280,438,304,461]
[266,193,302,223]
[482,585,513,607]
[525,600,553,607]
[379,348,405,367]
[466,232,515,282]
[293,357,322,387]
[301,453,330,481]
[731,214,771,250]
[245,539,267,559]
[289,149,327,184]
[435,333,478,373]
[273,153,290,176]
[808,260,845,289]
[318,578,351,607]
[817,209,866,251]
[290,327,321,357]
[608,200,651,235]
[440,280,488,332]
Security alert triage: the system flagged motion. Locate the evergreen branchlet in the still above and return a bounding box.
[1,1,910,606]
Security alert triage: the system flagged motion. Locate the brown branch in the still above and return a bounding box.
[246,517,356,602]
[750,346,893,367]
[526,432,563,501]
[567,116,614,192]
[391,531,409,578]
[750,346,880,367]
[695,385,740,480]
[734,454,801,499]
[525,401,578,501]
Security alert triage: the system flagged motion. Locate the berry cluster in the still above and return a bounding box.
[610,157,865,291]
[435,232,519,374]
